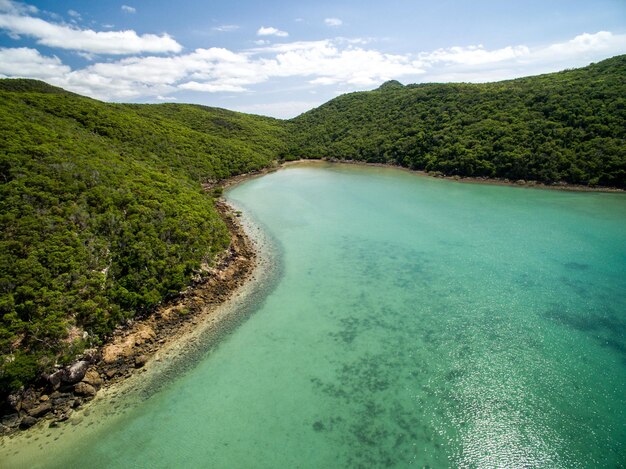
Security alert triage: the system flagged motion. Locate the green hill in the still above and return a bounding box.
[0,80,286,393]
[1,55,625,395]
[288,55,626,187]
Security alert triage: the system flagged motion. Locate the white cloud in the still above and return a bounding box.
[212,24,239,32]
[76,51,95,61]
[1,30,624,114]
[156,95,176,101]
[0,47,70,79]
[0,13,182,54]
[536,31,626,62]
[324,18,342,27]
[257,26,288,37]
[0,0,37,15]
[418,44,530,66]
[414,31,626,83]
[179,81,248,93]
[255,40,425,86]
[121,5,136,14]
[420,31,626,70]
[67,9,81,20]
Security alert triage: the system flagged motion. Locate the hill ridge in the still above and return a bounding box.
[0,54,624,397]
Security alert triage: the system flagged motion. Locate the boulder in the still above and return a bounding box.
[134,325,156,345]
[102,325,156,363]
[45,361,90,387]
[74,382,97,397]
[47,370,63,388]
[18,397,35,413]
[64,361,90,384]
[50,391,72,407]
[54,409,73,423]
[82,370,103,388]
[7,393,22,412]
[135,355,148,368]
[1,413,20,429]
[27,402,52,418]
[19,416,38,429]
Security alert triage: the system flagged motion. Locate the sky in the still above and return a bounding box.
[0,0,625,118]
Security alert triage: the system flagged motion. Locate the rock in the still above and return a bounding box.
[27,402,52,417]
[50,391,71,407]
[134,325,157,345]
[102,344,128,364]
[50,399,68,409]
[47,370,63,388]
[102,325,156,363]
[64,360,90,384]
[19,398,34,413]
[516,179,526,185]
[1,413,20,429]
[54,409,72,423]
[40,394,49,402]
[74,382,97,397]
[19,416,38,429]
[82,370,103,388]
[45,360,90,387]
[7,393,22,412]
[135,355,148,368]
[105,369,117,379]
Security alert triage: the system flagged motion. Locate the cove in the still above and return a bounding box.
[2,162,626,468]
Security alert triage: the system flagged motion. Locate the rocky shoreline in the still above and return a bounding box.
[0,200,257,436]
[298,158,625,193]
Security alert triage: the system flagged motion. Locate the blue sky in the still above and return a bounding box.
[1,0,625,118]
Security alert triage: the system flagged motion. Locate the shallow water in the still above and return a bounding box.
[3,163,625,468]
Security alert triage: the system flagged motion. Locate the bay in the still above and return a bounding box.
[3,163,625,468]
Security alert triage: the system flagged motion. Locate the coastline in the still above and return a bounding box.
[2,156,621,438]
[282,158,625,193]
[0,187,274,440]
[0,197,277,466]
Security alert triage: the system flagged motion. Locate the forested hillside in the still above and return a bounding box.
[288,55,626,187]
[0,80,286,393]
[1,55,625,396]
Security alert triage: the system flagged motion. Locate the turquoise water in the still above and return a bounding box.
[4,163,626,467]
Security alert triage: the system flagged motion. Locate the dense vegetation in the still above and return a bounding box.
[288,55,626,187]
[1,55,624,396]
[0,80,286,393]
